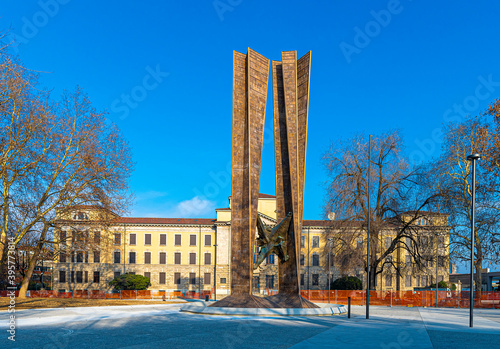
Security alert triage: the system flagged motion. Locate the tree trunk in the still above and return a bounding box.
[475,258,483,301]
[18,225,49,299]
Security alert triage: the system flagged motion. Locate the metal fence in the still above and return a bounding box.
[1,289,498,308]
[0,290,211,300]
[300,290,500,309]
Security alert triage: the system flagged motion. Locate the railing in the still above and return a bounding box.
[300,290,500,309]
[1,289,498,308]
[0,290,213,300]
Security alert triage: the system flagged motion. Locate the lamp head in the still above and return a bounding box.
[467,154,481,161]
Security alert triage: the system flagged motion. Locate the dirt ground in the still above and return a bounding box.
[0,298,184,310]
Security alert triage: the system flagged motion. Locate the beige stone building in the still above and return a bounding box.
[53,194,449,294]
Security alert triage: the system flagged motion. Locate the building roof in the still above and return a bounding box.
[113,217,215,225]
[303,219,335,227]
[228,193,276,199]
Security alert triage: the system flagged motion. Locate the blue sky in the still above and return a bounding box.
[2,1,500,225]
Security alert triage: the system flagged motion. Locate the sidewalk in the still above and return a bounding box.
[1,304,499,348]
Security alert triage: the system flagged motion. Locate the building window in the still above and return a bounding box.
[253,276,260,291]
[84,251,88,263]
[385,237,392,249]
[59,270,66,283]
[94,231,100,245]
[189,253,196,265]
[144,252,151,264]
[129,251,136,264]
[220,278,227,284]
[300,254,305,266]
[175,234,182,246]
[113,251,121,264]
[60,253,67,263]
[174,272,181,285]
[114,271,120,279]
[159,252,166,264]
[385,274,392,287]
[174,252,181,264]
[405,275,411,287]
[76,252,83,263]
[114,233,121,245]
[70,251,75,263]
[144,272,151,280]
[438,256,445,267]
[312,274,319,286]
[71,271,75,283]
[84,271,88,283]
[204,253,211,265]
[60,231,67,245]
[190,234,196,246]
[312,254,320,266]
[145,234,152,245]
[405,254,412,268]
[266,275,274,289]
[129,234,136,245]
[190,273,196,285]
[205,235,212,246]
[312,236,320,248]
[76,271,83,283]
[301,235,305,248]
[204,273,211,285]
[160,234,167,246]
[300,274,305,286]
[159,272,166,285]
[266,254,275,265]
[93,251,100,263]
[93,271,100,283]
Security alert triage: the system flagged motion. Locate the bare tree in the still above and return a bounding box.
[430,113,500,293]
[0,45,133,296]
[323,131,441,290]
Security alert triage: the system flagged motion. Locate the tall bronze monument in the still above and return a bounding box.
[212,48,315,308]
[270,51,313,307]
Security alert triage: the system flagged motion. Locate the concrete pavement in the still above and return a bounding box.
[1,304,499,348]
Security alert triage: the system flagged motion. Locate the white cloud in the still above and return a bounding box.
[173,196,216,217]
[132,196,217,218]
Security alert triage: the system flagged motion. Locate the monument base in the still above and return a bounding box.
[266,293,319,308]
[209,293,318,309]
[209,294,276,308]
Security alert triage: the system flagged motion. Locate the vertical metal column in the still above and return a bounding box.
[366,135,372,319]
[467,154,480,328]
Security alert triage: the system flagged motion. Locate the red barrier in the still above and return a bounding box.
[120,290,137,299]
[136,290,152,299]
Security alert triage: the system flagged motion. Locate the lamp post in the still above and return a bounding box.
[435,232,440,308]
[328,238,333,303]
[467,153,480,328]
[366,134,372,319]
[213,243,218,301]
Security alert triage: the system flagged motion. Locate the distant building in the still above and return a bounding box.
[449,269,500,291]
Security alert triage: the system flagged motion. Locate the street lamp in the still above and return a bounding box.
[213,243,218,301]
[328,238,333,303]
[366,134,372,320]
[435,231,441,308]
[467,153,480,328]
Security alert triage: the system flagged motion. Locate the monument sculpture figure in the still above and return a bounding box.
[212,48,316,308]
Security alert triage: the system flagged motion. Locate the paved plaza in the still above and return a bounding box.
[2,303,500,348]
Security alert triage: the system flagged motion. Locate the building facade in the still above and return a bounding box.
[53,194,450,294]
